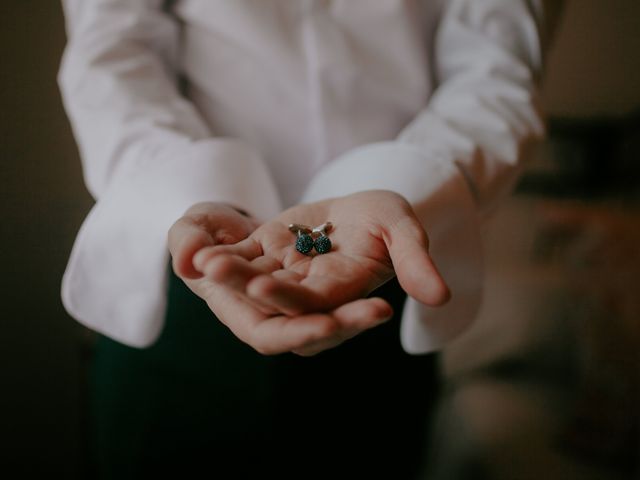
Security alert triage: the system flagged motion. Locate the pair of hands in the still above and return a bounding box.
[168,190,449,356]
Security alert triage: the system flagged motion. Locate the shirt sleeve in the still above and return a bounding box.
[59,0,282,347]
[300,0,546,354]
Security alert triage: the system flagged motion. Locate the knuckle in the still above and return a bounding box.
[315,320,340,339]
[394,216,428,244]
[207,254,235,278]
[195,247,226,274]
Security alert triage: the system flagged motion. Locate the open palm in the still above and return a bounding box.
[169,191,449,356]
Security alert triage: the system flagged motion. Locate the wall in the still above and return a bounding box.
[1,1,92,477]
[543,0,640,117]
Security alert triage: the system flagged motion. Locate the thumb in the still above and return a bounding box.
[385,218,450,307]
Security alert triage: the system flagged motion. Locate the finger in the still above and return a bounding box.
[269,268,305,283]
[292,297,393,356]
[333,296,393,333]
[205,294,305,351]
[248,313,341,356]
[201,254,270,290]
[193,237,262,272]
[169,204,257,279]
[245,274,325,316]
[234,268,307,314]
[251,256,286,274]
[386,218,450,306]
[198,253,283,317]
[168,217,215,279]
[246,270,370,316]
[199,281,313,350]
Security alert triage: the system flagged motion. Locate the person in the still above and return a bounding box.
[58,1,549,478]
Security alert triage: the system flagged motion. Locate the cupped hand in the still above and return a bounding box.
[179,191,449,356]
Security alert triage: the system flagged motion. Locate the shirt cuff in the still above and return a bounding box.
[300,141,483,354]
[61,138,282,347]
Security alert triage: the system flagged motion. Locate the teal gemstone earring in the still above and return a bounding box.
[289,223,314,255]
[312,222,333,254]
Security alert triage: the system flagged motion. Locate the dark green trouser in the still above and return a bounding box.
[89,266,439,479]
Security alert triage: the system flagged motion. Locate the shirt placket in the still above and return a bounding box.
[301,0,329,172]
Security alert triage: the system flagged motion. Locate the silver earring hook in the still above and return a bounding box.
[312,222,333,236]
[288,223,312,235]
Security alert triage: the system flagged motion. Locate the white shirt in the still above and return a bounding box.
[58,0,546,352]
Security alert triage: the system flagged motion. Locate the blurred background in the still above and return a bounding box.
[1,0,638,478]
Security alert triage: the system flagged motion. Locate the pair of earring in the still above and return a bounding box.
[289,222,333,255]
